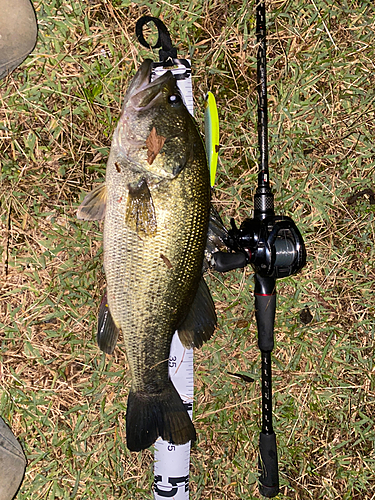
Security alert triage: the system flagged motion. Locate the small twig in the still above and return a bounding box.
[311,0,338,50]
[347,188,375,206]
[3,201,12,277]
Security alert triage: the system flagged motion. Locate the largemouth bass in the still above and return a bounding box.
[77,59,216,451]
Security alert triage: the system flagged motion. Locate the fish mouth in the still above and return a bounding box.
[122,59,176,112]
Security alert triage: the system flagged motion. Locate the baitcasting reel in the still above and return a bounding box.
[212,213,306,281]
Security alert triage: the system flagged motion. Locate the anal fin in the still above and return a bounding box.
[97,293,120,354]
[178,277,217,349]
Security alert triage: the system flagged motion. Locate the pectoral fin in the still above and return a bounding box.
[178,278,217,349]
[77,183,107,221]
[97,293,120,354]
[125,179,157,236]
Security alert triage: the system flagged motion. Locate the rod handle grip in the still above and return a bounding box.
[258,432,279,498]
[255,292,276,352]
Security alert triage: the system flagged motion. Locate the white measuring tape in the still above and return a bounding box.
[154,335,194,499]
[151,60,195,500]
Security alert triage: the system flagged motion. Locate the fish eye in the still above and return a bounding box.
[168,94,182,107]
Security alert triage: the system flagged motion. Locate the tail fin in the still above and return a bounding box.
[126,381,196,452]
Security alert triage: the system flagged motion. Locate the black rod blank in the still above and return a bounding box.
[256,1,269,184]
[254,3,280,497]
[254,2,274,220]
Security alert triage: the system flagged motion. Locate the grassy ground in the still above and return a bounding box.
[1,0,375,498]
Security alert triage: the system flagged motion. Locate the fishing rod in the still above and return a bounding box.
[212,2,306,497]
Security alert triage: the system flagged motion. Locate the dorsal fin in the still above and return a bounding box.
[178,277,216,349]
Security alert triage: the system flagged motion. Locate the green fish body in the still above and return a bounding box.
[78,59,216,451]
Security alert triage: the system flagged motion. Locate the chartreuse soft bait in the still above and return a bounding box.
[204,91,219,187]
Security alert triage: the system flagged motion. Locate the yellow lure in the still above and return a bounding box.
[204,91,219,187]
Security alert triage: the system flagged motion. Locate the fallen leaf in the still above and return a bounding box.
[146,127,166,165]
